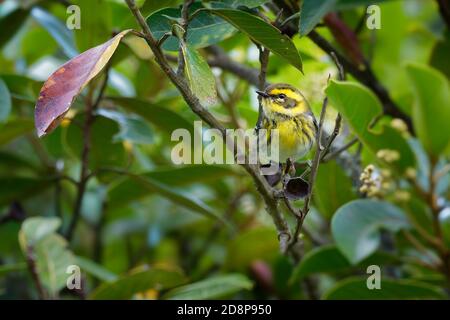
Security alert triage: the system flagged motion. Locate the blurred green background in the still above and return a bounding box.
[0,0,449,300]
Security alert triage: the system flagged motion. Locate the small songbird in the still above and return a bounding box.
[256,83,317,166]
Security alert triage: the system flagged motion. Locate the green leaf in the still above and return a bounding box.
[291,245,350,282]
[181,44,218,106]
[108,97,194,134]
[323,277,446,299]
[0,263,27,276]
[430,31,450,79]
[325,80,415,172]
[331,199,410,264]
[75,256,118,282]
[334,0,389,10]
[90,266,186,300]
[21,28,58,65]
[290,245,399,283]
[64,115,127,170]
[314,161,356,218]
[30,7,77,58]
[0,177,52,207]
[226,227,278,270]
[0,77,12,122]
[108,164,235,207]
[299,0,337,37]
[216,0,269,8]
[0,8,29,48]
[74,0,112,52]
[19,217,61,248]
[207,8,303,72]
[0,74,41,101]
[96,109,154,144]
[0,119,34,146]
[128,174,227,223]
[163,274,253,300]
[406,63,450,158]
[440,208,450,248]
[34,234,76,298]
[146,3,236,51]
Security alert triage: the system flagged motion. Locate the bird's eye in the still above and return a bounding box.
[278,94,286,99]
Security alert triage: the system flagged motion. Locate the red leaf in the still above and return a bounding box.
[35,30,131,137]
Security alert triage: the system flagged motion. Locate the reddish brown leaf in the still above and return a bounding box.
[35,30,131,137]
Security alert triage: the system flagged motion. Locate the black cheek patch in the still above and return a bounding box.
[284,98,297,109]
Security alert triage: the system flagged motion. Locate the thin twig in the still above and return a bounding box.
[322,137,358,162]
[124,0,292,253]
[288,52,346,250]
[256,47,270,130]
[26,246,46,299]
[65,68,110,241]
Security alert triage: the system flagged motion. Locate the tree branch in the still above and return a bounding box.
[256,46,270,130]
[205,45,263,87]
[65,68,109,241]
[437,0,450,29]
[288,52,345,251]
[268,1,413,132]
[124,0,291,253]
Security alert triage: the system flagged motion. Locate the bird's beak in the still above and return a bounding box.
[256,90,269,98]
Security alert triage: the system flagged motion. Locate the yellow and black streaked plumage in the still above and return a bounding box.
[256,83,317,164]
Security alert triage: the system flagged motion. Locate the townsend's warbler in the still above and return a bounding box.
[256,83,317,166]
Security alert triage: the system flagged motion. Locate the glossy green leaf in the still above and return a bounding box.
[430,31,450,79]
[335,0,389,10]
[181,44,218,106]
[0,151,38,173]
[18,217,75,298]
[108,97,194,134]
[225,227,278,270]
[0,119,34,146]
[439,208,450,248]
[0,177,52,206]
[21,28,58,65]
[314,161,356,218]
[216,0,268,8]
[324,277,446,299]
[0,263,27,276]
[291,245,349,282]
[90,266,186,300]
[331,199,410,264]
[207,8,303,72]
[110,173,227,224]
[400,197,434,235]
[75,256,118,282]
[146,3,236,51]
[34,234,76,298]
[326,80,415,172]
[406,63,450,158]
[108,164,235,207]
[0,77,12,122]
[96,109,154,144]
[0,8,29,48]
[74,0,112,52]
[163,274,253,300]
[299,0,337,36]
[290,245,399,283]
[19,217,61,248]
[30,7,77,58]
[64,115,127,170]
[0,74,41,101]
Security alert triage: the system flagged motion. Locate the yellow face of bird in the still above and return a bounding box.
[256,83,310,118]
